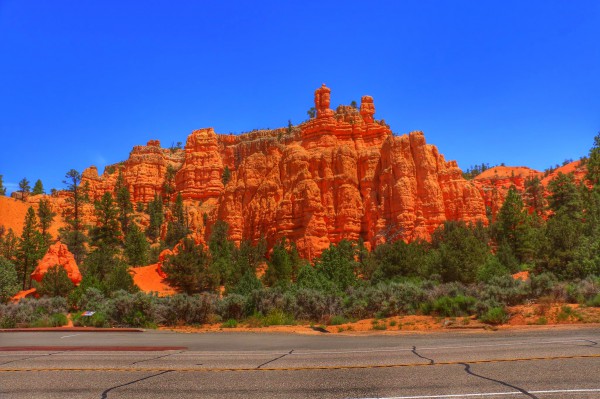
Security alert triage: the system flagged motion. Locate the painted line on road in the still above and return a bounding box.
[59,334,81,339]
[0,353,598,373]
[348,388,600,399]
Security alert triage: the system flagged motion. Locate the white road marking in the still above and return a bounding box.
[59,334,81,339]
[349,388,600,399]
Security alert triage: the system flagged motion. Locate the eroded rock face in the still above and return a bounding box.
[473,166,543,217]
[31,242,82,285]
[72,85,488,258]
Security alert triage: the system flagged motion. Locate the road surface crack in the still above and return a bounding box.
[100,370,173,398]
[131,350,184,365]
[256,349,294,369]
[0,351,64,366]
[411,346,434,365]
[460,362,539,399]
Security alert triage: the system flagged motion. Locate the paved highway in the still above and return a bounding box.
[0,326,599,398]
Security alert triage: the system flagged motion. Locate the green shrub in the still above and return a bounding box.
[221,319,238,328]
[262,309,295,326]
[72,311,109,327]
[328,315,347,325]
[426,295,477,317]
[479,307,508,325]
[587,294,600,307]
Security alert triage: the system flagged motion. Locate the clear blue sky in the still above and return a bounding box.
[1,1,599,194]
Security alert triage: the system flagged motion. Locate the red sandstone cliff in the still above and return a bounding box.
[69,85,487,258]
[472,161,587,218]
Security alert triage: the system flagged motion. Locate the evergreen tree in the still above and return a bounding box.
[18,178,30,200]
[32,179,44,195]
[208,220,236,287]
[586,132,600,185]
[430,221,489,284]
[537,173,585,278]
[105,264,138,293]
[163,238,218,294]
[89,192,121,248]
[494,186,538,266]
[222,165,231,186]
[316,240,358,291]
[17,207,43,290]
[0,175,6,196]
[59,169,88,263]
[124,223,150,266]
[0,229,18,263]
[372,239,432,280]
[0,257,19,303]
[34,265,74,297]
[165,193,188,247]
[114,171,133,235]
[37,198,56,248]
[523,176,545,216]
[264,238,293,287]
[162,165,176,202]
[146,194,164,242]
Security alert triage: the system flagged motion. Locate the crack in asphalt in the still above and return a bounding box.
[411,346,434,365]
[460,363,539,399]
[0,351,64,366]
[100,370,173,399]
[256,350,294,369]
[131,351,184,365]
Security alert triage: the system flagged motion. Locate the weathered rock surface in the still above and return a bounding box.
[44,85,489,259]
[473,166,543,217]
[31,241,82,285]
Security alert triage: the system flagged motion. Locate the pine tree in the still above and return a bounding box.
[0,229,18,263]
[17,207,43,290]
[89,192,121,248]
[523,176,545,216]
[165,193,188,247]
[32,179,44,195]
[34,265,74,297]
[494,186,537,266]
[162,165,176,202]
[114,171,133,236]
[586,132,600,185]
[0,257,19,303]
[146,194,164,242]
[264,238,293,287]
[163,238,218,294]
[208,220,235,286]
[0,175,6,196]
[59,169,88,263]
[37,199,56,248]
[221,165,231,186]
[18,178,30,200]
[124,223,150,266]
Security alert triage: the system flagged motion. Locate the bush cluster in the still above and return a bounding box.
[4,273,597,328]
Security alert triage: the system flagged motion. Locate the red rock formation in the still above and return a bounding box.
[31,242,82,285]
[472,161,588,218]
[473,166,543,217]
[175,128,225,200]
[81,140,184,203]
[541,160,587,187]
[49,85,489,259]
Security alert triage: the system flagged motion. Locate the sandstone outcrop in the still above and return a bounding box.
[52,85,489,259]
[30,241,82,285]
[473,166,543,217]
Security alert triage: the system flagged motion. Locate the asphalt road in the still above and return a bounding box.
[0,326,599,398]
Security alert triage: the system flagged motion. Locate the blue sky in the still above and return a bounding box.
[1,1,599,194]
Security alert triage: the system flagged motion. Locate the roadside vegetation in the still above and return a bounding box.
[1,134,600,329]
